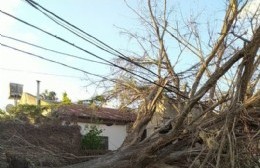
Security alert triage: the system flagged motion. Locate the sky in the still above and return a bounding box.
[0,0,138,109]
[0,0,259,109]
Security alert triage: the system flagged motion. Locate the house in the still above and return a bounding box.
[55,104,136,150]
[145,97,209,137]
[19,92,53,106]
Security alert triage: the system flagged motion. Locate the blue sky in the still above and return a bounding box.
[0,0,258,109]
[0,0,138,108]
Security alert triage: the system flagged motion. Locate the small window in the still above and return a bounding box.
[99,136,108,150]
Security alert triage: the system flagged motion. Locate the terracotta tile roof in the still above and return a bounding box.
[56,104,136,123]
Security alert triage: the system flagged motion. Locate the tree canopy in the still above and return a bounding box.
[61,92,72,104]
[41,90,58,102]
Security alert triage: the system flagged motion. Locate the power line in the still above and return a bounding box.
[24,0,160,78]
[0,33,154,79]
[23,0,189,97]
[0,10,155,85]
[0,66,84,79]
[0,10,185,97]
[0,42,114,82]
[0,10,117,69]
[0,10,189,98]
[0,43,152,88]
[0,33,110,66]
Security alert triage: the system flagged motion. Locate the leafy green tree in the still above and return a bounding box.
[61,92,72,104]
[41,90,58,101]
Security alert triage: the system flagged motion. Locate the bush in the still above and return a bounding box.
[1,104,54,124]
[81,125,103,150]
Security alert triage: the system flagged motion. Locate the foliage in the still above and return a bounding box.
[0,108,5,115]
[77,95,106,107]
[1,104,52,124]
[81,125,103,150]
[41,90,58,101]
[8,104,41,115]
[0,108,7,119]
[90,95,106,105]
[77,100,83,104]
[61,92,72,104]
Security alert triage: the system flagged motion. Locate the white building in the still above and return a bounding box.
[56,104,136,150]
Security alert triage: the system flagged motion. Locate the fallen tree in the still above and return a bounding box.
[10,0,257,167]
[61,0,260,167]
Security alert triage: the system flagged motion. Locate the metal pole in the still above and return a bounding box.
[36,80,41,106]
[14,96,17,106]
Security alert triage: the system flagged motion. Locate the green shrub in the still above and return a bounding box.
[81,125,103,150]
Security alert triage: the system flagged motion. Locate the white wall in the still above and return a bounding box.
[77,122,127,150]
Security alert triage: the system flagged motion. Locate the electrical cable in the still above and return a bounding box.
[0,33,154,79]
[0,66,83,79]
[0,10,187,98]
[0,42,114,82]
[24,0,161,78]
[23,0,191,97]
[0,10,157,86]
[0,33,110,66]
